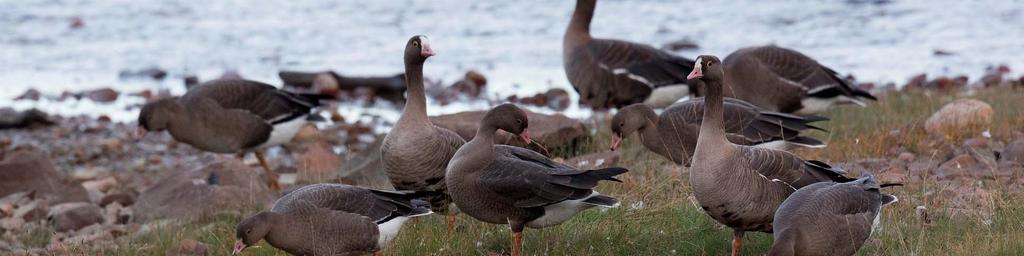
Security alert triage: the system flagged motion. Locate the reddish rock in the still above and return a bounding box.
[448,70,488,98]
[131,89,154,101]
[924,99,993,137]
[298,142,342,183]
[218,70,243,80]
[133,160,275,222]
[167,239,209,256]
[465,70,487,87]
[905,73,927,89]
[313,72,340,96]
[48,202,103,232]
[0,146,89,203]
[431,109,586,154]
[70,17,84,29]
[544,88,571,110]
[84,88,119,103]
[663,38,699,51]
[96,115,112,122]
[14,88,41,101]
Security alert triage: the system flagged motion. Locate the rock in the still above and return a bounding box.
[71,167,109,181]
[297,142,342,183]
[337,136,394,190]
[0,146,89,203]
[81,177,119,194]
[131,89,154,101]
[218,70,243,80]
[905,73,927,89]
[663,38,699,51]
[48,202,103,232]
[99,192,135,207]
[431,109,587,153]
[565,151,621,169]
[118,67,167,80]
[99,138,123,153]
[544,88,572,110]
[0,108,55,129]
[14,200,48,222]
[924,99,993,137]
[897,152,915,162]
[184,75,200,90]
[167,239,209,256]
[133,160,275,222]
[313,72,341,96]
[69,17,84,29]
[1002,138,1024,165]
[932,49,955,56]
[14,89,41,101]
[84,88,119,103]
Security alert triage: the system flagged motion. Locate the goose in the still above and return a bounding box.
[610,99,826,166]
[687,55,855,256]
[137,79,326,190]
[563,0,695,109]
[380,35,467,232]
[769,174,900,256]
[446,103,626,256]
[232,184,431,256]
[718,45,876,114]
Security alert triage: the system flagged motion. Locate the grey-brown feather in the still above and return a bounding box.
[769,179,891,256]
[381,124,466,212]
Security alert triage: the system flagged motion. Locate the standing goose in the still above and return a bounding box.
[687,55,855,256]
[137,79,326,190]
[610,98,827,166]
[447,103,627,256]
[381,35,466,231]
[232,184,432,256]
[768,174,900,256]
[719,45,876,114]
[563,0,695,109]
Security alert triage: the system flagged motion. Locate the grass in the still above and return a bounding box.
[55,87,1024,255]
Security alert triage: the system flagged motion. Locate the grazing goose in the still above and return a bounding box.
[768,174,900,256]
[563,0,695,109]
[232,184,432,256]
[610,99,827,166]
[381,35,466,231]
[718,45,876,114]
[687,55,855,256]
[137,79,326,190]
[446,103,627,256]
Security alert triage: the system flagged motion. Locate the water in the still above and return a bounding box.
[2,0,1022,122]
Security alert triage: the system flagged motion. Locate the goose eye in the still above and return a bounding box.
[619,123,625,127]
[246,229,252,234]
[413,41,419,47]
[515,119,522,124]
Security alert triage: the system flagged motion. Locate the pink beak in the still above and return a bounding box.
[520,130,532,144]
[610,134,622,151]
[421,46,434,57]
[232,239,247,255]
[687,67,703,80]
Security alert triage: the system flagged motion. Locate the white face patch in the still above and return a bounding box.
[693,57,703,70]
[419,36,431,54]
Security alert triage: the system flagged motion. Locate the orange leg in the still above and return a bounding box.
[446,211,457,234]
[731,230,744,256]
[372,251,382,256]
[254,150,281,191]
[511,231,523,256]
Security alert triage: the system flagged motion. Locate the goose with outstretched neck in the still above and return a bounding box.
[232,184,432,256]
[687,55,855,256]
[563,0,695,109]
[610,98,827,166]
[380,35,466,232]
[137,79,328,191]
[769,174,900,256]
[446,103,627,256]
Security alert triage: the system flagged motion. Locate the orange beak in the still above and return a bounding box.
[520,130,532,144]
[232,239,246,255]
[610,134,622,151]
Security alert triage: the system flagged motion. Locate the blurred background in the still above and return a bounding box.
[2,0,1022,121]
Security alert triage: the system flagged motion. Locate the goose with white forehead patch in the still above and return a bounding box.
[380,35,466,233]
[687,55,856,256]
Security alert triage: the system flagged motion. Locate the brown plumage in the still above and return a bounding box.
[717,45,876,114]
[233,184,431,256]
[563,0,695,109]
[381,35,467,215]
[610,98,827,166]
[446,103,626,256]
[137,79,325,190]
[769,175,899,256]
[687,55,854,256]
